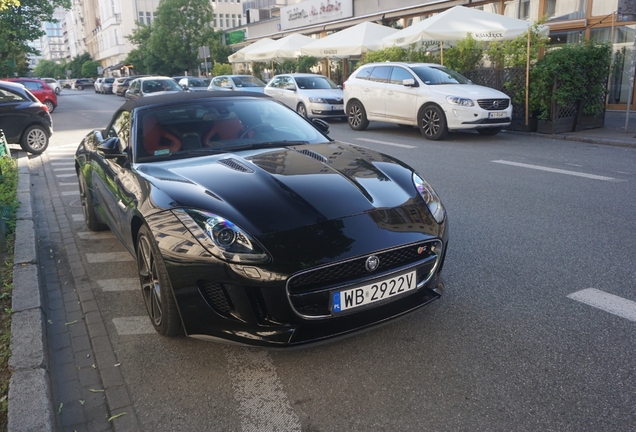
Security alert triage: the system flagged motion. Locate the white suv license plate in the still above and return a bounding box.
[332,270,417,313]
[488,112,506,119]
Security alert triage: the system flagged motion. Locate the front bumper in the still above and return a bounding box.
[146,206,448,347]
[308,102,345,119]
[444,105,512,130]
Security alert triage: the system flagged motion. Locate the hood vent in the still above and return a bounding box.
[296,149,329,164]
[218,158,254,173]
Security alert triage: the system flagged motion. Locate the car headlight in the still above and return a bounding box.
[308,97,326,103]
[446,95,474,107]
[173,209,269,264]
[412,173,446,224]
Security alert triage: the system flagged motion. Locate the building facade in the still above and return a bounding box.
[228,0,636,111]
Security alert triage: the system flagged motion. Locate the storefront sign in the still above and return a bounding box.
[281,0,353,31]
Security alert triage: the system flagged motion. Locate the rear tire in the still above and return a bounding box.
[77,85,83,90]
[44,100,55,113]
[419,105,448,140]
[477,127,502,136]
[20,125,49,154]
[137,225,183,336]
[347,100,369,131]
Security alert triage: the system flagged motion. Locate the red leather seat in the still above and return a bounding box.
[203,117,245,146]
[143,113,182,155]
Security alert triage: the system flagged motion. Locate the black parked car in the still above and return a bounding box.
[75,92,448,347]
[0,80,52,154]
[74,79,95,90]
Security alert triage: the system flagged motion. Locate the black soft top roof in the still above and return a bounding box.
[120,90,272,111]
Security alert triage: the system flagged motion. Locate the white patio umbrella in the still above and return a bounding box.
[301,22,399,59]
[228,38,275,63]
[381,6,548,48]
[244,33,315,62]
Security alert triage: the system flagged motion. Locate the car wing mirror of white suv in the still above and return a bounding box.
[403,79,417,87]
[284,84,297,91]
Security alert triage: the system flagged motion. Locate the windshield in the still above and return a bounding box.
[105,78,114,83]
[142,79,183,93]
[410,66,472,85]
[231,76,266,88]
[135,98,329,163]
[189,78,210,88]
[294,76,339,90]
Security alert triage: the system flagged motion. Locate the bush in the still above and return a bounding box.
[529,41,611,120]
[212,63,232,76]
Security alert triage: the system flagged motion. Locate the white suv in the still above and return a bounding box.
[343,62,512,140]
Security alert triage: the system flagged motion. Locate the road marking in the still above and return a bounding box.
[492,160,619,181]
[97,278,138,292]
[112,316,155,335]
[356,138,417,149]
[56,173,76,178]
[61,190,78,196]
[77,231,113,240]
[568,288,636,322]
[51,162,75,166]
[72,214,84,221]
[225,347,301,432]
[86,252,134,263]
[53,167,75,172]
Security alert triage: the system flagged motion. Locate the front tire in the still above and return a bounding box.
[419,105,448,140]
[20,125,49,154]
[78,174,108,231]
[137,225,182,336]
[477,127,502,136]
[77,85,84,90]
[347,100,369,131]
[297,103,307,118]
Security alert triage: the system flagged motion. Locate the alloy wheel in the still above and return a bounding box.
[138,235,163,327]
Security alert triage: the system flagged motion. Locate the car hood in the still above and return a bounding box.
[137,142,423,235]
[237,87,265,93]
[298,88,343,100]
[427,83,508,99]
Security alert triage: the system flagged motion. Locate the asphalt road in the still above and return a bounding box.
[48,90,636,431]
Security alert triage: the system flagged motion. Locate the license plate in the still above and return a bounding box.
[332,271,417,313]
[332,105,343,110]
[488,112,506,119]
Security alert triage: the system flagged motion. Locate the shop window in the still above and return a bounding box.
[546,0,588,21]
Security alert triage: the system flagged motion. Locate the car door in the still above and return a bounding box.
[20,80,46,102]
[90,110,132,236]
[0,87,33,142]
[362,66,391,118]
[384,66,419,124]
[276,76,298,109]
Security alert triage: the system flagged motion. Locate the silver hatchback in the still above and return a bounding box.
[264,73,344,120]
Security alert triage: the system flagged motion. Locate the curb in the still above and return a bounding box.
[8,153,55,432]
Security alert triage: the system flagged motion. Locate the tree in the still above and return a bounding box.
[33,59,58,77]
[150,0,216,75]
[81,60,101,78]
[0,0,70,76]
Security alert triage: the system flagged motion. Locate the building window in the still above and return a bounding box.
[138,11,144,24]
[546,0,587,21]
[232,14,236,27]
[503,0,539,21]
[226,14,230,28]
[146,12,152,24]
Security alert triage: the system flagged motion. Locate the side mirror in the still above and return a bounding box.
[285,85,297,91]
[97,137,127,158]
[337,85,343,89]
[403,79,417,87]
[181,84,188,90]
[311,118,330,134]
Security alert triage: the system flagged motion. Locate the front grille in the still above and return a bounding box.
[198,281,232,316]
[477,99,510,110]
[324,98,344,104]
[287,241,441,317]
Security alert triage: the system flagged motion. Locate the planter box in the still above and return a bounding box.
[504,117,538,132]
[575,111,605,131]
[537,117,576,134]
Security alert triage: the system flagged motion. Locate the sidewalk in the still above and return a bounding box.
[6,109,636,431]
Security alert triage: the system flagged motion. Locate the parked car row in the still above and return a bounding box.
[0,80,52,154]
[1,77,58,114]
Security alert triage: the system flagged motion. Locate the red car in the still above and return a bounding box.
[2,78,58,113]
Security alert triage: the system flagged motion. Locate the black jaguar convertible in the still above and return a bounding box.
[75,91,448,347]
